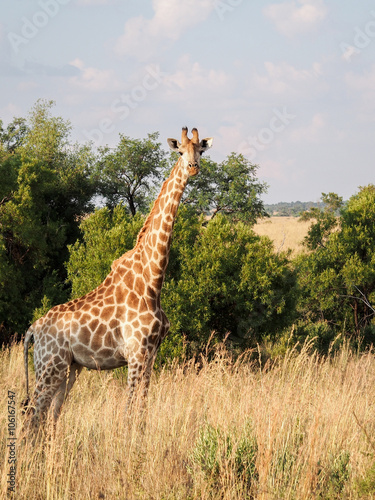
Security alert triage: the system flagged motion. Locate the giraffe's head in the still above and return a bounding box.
[167,127,213,176]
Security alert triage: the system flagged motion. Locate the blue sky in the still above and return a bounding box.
[1,0,374,203]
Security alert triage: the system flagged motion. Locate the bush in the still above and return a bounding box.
[162,214,297,349]
[189,422,258,492]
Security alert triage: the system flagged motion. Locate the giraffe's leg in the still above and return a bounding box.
[125,348,156,412]
[50,363,83,421]
[30,355,72,428]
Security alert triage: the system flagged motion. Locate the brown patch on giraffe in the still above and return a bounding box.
[51,343,59,355]
[148,334,159,345]
[103,331,115,348]
[74,312,83,322]
[152,276,164,290]
[103,276,112,287]
[157,243,166,254]
[142,248,152,268]
[73,344,93,360]
[56,319,64,331]
[150,261,161,275]
[128,292,139,310]
[159,232,168,243]
[151,319,161,334]
[89,318,99,332]
[71,320,80,334]
[91,306,101,317]
[139,312,155,325]
[162,221,170,233]
[106,296,115,305]
[97,347,115,358]
[124,270,135,288]
[115,285,127,303]
[109,318,119,329]
[132,261,143,275]
[78,326,91,345]
[91,333,103,351]
[139,298,148,314]
[105,284,115,297]
[153,215,162,230]
[96,323,107,337]
[56,361,66,371]
[134,277,145,296]
[116,306,126,320]
[112,272,122,285]
[127,309,138,322]
[146,286,157,300]
[57,331,66,344]
[81,313,92,324]
[134,330,142,342]
[101,306,115,322]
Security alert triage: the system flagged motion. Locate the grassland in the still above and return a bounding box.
[1,341,375,499]
[254,216,311,254]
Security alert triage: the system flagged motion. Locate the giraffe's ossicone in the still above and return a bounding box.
[23,127,213,427]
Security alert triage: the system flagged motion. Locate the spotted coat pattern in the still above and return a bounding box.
[24,127,213,425]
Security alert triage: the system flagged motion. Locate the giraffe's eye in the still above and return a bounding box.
[179,152,183,156]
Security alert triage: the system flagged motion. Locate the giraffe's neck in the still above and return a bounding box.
[134,157,189,292]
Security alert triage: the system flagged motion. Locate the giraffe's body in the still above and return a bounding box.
[24,128,213,425]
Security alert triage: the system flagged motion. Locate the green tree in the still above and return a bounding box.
[299,192,343,249]
[0,116,28,152]
[162,214,296,349]
[0,100,96,343]
[296,186,375,339]
[96,132,166,215]
[181,153,268,223]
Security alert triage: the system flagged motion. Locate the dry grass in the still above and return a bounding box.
[254,217,311,254]
[1,342,375,499]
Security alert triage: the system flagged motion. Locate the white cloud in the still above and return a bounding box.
[345,65,375,120]
[114,0,216,59]
[345,65,375,94]
[69,59,122,92]
[290,113,326,143]
[250,61,325,97]
[165,55,231,94]
[264,0,328,37]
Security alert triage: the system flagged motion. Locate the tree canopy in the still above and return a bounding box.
[296,186,375,338]
[96,132,166,214]
[0,100,96,342]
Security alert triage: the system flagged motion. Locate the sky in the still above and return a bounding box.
[0,0,374,204]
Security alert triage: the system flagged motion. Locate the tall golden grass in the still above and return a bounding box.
[254,217,311,254]
[1,341,375,499]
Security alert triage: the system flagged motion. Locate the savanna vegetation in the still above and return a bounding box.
[1,101,375,498]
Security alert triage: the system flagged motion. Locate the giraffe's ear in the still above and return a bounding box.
[200,137,213,152]
[167,138,181,152]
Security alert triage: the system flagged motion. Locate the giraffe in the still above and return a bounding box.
[23,127,213,427]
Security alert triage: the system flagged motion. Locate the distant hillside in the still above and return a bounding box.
[264,201,321,217]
